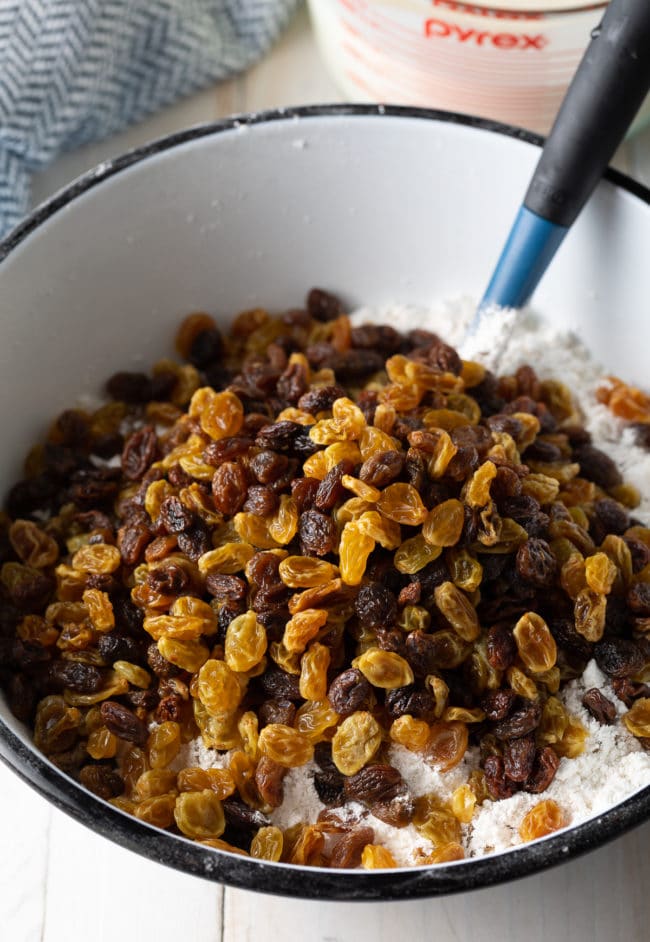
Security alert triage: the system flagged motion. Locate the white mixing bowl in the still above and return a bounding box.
[1,106,649,899]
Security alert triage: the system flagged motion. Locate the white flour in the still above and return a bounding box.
[186,301,650,866]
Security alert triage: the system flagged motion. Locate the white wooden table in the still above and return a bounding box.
[3,8,650,941]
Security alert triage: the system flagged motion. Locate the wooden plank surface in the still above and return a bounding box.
[4,7,650,941]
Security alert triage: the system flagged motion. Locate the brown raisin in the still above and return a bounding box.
[307,287,345,322]
[299,509,337,557]
[481,689,517,721]
[627,582,650,616]
[582,688,617,724]
[516,539,557,587]
[315,460,355,512]
[573,444,623,489]
[100,700,148,744]
[359,451,405,488]
[354,584,398,629]
[483,755,517,800]
[328,668,372,716]
[121,426,158,481]
[329,827,376,869]
[493,701,542,740]
[524,746,560,794]
[486,624,518,671]
[503,735,535,783]
[594,638,645,678]
[343,764,407,805]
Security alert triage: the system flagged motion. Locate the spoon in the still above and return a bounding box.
[477,0,650,319]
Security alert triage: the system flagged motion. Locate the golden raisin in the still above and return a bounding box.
[353,647,414,689]
[519,799,567,842]
[422,499,465,547]
[513,612,557,673]
[331,711,382,775]
[224,611,267,673]
[174,790,225,840]
[258,724,314,768]
[433,582,480,642]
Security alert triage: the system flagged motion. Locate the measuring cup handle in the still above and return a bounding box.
[524,0,650,228]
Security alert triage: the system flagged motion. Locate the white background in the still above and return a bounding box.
[3,8,650,941]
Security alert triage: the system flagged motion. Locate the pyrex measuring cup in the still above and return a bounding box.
[307,0,650,134]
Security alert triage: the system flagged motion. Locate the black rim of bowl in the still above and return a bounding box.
[1,104,650,901]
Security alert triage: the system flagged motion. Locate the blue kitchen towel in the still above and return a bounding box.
[0,0,300,237]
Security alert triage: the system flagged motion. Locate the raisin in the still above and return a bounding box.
[250,450,289,485]
[592,498,629,536]
[258,698,296,728]
[47,660,103,693]
[627,582,650,617]
[159,496,194,534]
[573,444,623,489]
[243,485,278,517]
[147,560,190,596]
[106,371,153,404]
[307,287,345,322]
[486,624,518,671]
[79,765,124,800]
[483,755,517,800]
[503,735,535,783]
[259,667,302,701]
[404,630,439,678]
[155,695,183,723]
[329,827,376,869]
[256,421,307,453]
[354,584,398,629]
[315,460,355,512]
[371,797,415,828]
[516,538,557,587]
[290,477,320,513]
[481,688,517,722]
[205,573,247,602]
[625,538,650,574]
[117,521,151,567]
[100,700,148,744]
[344,764,406,805]
[398,582,422,608]
[6,673,36,722]
[501,495,549,537]
[359,451,405,488]
[299,509,337,556]
[176,521,210,560]
[524,746,560,794]
[351,324,402,354]
[120,426,158,481]
[327,350,385,381]
[384,685,436,722]
[493,701,542,740]
[254,756,287,809]
[328,669,372,716]
[203,437,254,465]
[146,643,182,678]
[298,384,347,414]
[188,327,223,367]
[211,462,248,515]
[612,678,650,707]
[594,638,645,678]
[582,687,617,724]
[223,799,269,833]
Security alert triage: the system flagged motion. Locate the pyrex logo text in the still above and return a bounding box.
[424,18,548,50]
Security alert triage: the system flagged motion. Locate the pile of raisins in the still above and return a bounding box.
[1,288,650,867]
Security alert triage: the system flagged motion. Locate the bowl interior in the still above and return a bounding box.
[1,107,650,896]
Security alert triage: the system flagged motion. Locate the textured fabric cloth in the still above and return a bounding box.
[0,0,299,236]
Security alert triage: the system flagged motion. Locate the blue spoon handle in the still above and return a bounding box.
[481,0,650,311]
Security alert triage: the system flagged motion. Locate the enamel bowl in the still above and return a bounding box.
[1,106,649,900]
